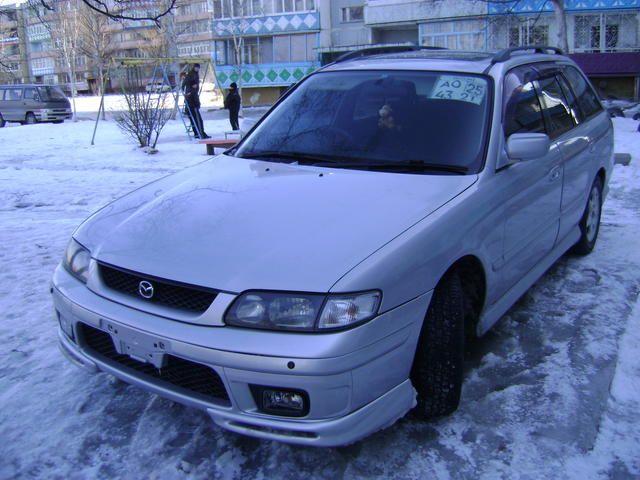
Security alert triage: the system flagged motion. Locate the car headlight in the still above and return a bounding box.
[225,291,381,332]
[62,238,91,283]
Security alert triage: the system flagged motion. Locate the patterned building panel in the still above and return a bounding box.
[215,62,319,87]
[213,12,320,37]
[489,0,640,14]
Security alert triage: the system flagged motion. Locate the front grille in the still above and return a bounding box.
[98,263,217,313]
[78,323,230,405]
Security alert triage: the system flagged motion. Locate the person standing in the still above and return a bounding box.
[224,82,241,131]
[183,63,209,139]
[180,71,198,136]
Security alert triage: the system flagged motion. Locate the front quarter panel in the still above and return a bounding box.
[331,178,503,313]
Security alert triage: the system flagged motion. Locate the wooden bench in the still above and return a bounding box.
[198,139,237,155]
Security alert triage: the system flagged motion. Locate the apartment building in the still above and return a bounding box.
[0,1,27,83]
[2,0,639,100]
[209,0,324,105]
[364,0,640,99]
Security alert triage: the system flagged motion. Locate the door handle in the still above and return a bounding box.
[548,166,562,182]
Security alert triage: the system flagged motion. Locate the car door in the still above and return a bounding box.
[23,87,41,119]
[497,65,564,294]
[0,88,6,120]
[557,65,609,240]
[4,87,24,121]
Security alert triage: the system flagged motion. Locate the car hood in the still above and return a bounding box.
[75,155,477,293]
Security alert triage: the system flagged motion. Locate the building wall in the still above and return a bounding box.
[211,4,321,89]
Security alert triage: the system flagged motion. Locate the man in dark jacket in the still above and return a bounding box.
[224,82,241,131]
[182,63,209,139]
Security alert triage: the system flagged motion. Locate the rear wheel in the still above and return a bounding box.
[411,270,465,419]
[572,177,603,255]
[25,112,37,125]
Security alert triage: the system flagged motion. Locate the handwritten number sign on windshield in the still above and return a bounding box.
[430,76,486,105]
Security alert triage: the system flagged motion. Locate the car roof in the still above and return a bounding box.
[320,48,569,76]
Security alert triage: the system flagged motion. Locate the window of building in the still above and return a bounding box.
[216,33,316,65]
[574,14,635,52]
[259,36,274,63]
[214,0,315,18]
[341,6,364,23]
[508,24,548,47]
[421,19,485,50]
[291,34,306,61]
[274,35,289,62]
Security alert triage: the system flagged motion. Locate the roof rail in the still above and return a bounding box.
[334,45,447,63]
[491,46,564,64]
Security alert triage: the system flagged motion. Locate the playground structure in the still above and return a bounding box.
[91,57,218,145]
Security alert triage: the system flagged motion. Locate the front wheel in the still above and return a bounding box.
[572,177,603,256]
[411,270,465,419]
[25,113,37,125]
[0,114,5,128]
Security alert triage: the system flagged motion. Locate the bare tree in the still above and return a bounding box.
[78,4,111,101]
[32,0,177,24]
[29,0,82,121]
[0,5,19,82]
[114,67,173,150]
[550,0,569,52]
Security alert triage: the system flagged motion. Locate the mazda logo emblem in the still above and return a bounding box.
[138,280,154,299]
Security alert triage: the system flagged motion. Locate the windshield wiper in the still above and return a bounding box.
[240,151,341,164]
[315,160,469,174]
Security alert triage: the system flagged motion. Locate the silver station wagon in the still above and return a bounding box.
[52,46,614,446]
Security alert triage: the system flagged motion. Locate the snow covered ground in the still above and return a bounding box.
[0,115,638,479]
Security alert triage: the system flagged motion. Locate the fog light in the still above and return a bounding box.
[58,313,74,341]
[251,385,309,417]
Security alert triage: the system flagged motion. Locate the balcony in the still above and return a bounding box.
[213,11,319,37]
[214,61,319,87]
[365,0,486,26]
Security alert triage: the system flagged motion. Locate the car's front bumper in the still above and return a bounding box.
[52,266,431,446]
[37,109,72,121]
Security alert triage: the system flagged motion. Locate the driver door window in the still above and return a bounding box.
[503,66,545,137]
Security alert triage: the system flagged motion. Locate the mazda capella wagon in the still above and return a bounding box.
[52,46,614,446]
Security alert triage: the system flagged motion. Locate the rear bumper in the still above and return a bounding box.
[52,267,430,446]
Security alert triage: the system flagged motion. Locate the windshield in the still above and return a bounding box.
[236,70,491,174]
[37,86,67,101]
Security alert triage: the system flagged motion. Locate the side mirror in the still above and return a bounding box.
[506,133,551,161]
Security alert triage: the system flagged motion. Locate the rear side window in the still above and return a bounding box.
[503,66,546,137]
[8,88,23,101]
[556,74,582,124]
[536,76,575,138]
[563,66,602,119]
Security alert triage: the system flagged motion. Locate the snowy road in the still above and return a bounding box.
[0,117,639,479]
